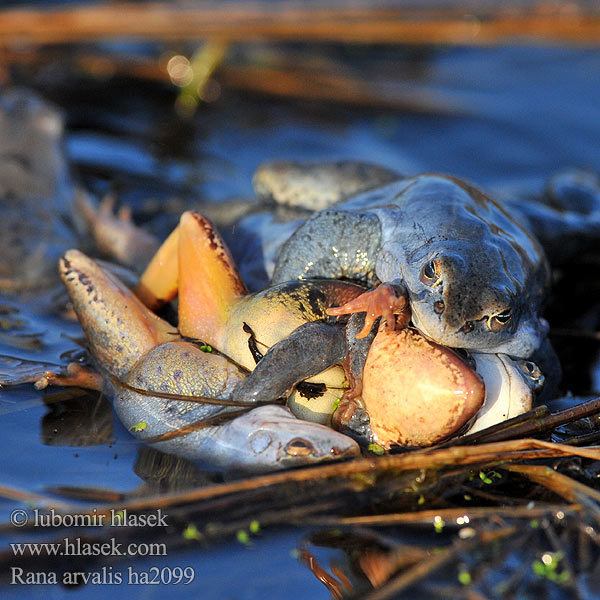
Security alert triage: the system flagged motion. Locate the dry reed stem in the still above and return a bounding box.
[505,464,600,504]
[0,2,599,46]
[316,504,582,526]
[21,438,600,519]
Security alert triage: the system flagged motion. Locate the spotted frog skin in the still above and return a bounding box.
[270,170,551,359]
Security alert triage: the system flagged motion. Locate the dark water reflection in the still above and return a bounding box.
[1,43,600,598]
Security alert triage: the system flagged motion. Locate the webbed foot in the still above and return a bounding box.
[326,282,409,339]
[34,363,103,391]
[73,191,160,270]
[332,393,372,445]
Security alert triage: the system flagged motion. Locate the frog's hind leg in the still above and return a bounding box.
[59,249,178,379]
[136,212,247,345]
[73,191,161,270]
[506,168,600,264]
[134,222,180,311]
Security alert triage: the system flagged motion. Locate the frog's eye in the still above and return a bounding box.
[420,258,441,285]
[284,438,316,457]
[488,309,512,332]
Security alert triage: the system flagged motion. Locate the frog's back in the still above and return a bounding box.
[382,176,542,257]
[338,175,540,257]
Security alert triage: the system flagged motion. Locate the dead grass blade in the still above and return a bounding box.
[1,2,600,46]
[32,438,600,518]
[0,484,72,511]
[505,464,600,504]
[362,526,517,600]
[316,504,582,527]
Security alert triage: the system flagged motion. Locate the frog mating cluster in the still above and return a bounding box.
[58,161,553,473]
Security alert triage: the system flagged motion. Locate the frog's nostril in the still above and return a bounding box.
[434,300,445,314]
[460,321,474,333]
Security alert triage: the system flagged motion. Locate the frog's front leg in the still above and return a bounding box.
[326,281,410,339]
[229,321,348,403]
[330,313,377,443]
[272,209,382,285]
[230,314,377,442]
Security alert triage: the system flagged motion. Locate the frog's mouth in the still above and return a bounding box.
[409,309,435,341]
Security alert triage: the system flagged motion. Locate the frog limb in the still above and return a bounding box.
[327,281,409,339]
[137,211,247,344]
[0,354,101,389]
[73,191,160,271]
[254,160,400,211]
[544,168,600,214]
[502,169,600,264]
[134,223,180,310]
[332,313,377,443]
[230,321,347,403]
[59,249,178,378]
[231,313,376,441]
[506,200,600,265]
[272,209,382,285]
[34,363,103,391]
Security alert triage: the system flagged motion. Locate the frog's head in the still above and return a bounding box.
[208,405,360,474]
[404,245,549,359]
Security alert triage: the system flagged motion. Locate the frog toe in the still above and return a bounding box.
[73,192,160,269]
[327,282,409,338]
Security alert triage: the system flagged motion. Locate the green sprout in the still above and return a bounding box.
[129,421,147,432]
[458,569,472,585]
[249,520,260,534]
[182,524,203,541]
[236,530,251,546]
[532,551,570,583]
[367,443,385,455]
[479,471,493,485]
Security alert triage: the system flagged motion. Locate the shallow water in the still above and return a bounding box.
[1,40,600,598]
